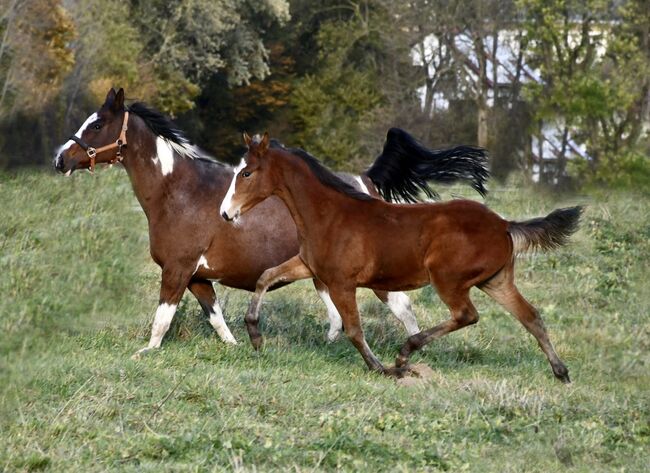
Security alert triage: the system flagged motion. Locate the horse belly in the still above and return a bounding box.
[197,197,300,291]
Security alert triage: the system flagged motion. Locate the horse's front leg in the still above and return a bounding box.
[132,266,193,358]
[327,285,396,375]
[246,255,313,350]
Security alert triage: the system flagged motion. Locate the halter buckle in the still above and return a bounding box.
[87,147,97,159]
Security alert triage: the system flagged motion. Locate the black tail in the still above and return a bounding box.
[363,128,489,203]
[509,206,583,254]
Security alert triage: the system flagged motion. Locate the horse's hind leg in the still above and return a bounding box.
[395,285,478,368]
[188,278,236,344]
[479,266,570,383]
[373,290,420,336]
[314,279,344,342]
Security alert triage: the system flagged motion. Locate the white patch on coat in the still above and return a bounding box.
[194,255,210,274]
[153,137,175,175]
[219,158,247,218]
[56,112,99,156]
[355,176,370,195]
[208,300,237,344]
[387,292,420,335]
[317,288,343,342]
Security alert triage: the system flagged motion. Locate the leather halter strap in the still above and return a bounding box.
[68,111,129,173]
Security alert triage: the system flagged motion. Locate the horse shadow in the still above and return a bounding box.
[157,286,544,375]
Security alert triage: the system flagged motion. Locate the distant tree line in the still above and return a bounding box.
[1,0,648,189]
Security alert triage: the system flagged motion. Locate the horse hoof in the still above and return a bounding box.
[394,354,409,368]
[131,348,152,360]
[553,365,571,384]
[250,336,264,351]
[220,334,238,345]
[327,329,342,343]
[383,365,411,378]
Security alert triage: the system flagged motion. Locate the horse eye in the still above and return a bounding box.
[93,123,102,130]
[242,171,251,178]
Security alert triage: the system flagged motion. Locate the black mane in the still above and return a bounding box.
[270,140,372,201]
[128,102,191,146]
[128,102,219,163]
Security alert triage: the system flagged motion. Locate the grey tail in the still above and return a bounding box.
[508,206,583,255]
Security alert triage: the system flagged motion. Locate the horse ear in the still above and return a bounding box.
[111,88,125,112]
[104,88,117,107]
[259,132,270,154]
[243,132,252,148]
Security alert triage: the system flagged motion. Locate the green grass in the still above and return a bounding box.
[1,168,648,472]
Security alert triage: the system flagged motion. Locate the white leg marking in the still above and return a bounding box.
[354,176,371,195]
[387,292,420,335]
[56,112,99,156]
[208,300,237,344]
[194,255,211,275]
[153,137,175,175]
[219,158,247,218]
[133,303,177,358]
[318,289,343,342]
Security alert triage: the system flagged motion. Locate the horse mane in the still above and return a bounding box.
[128,102,218,163]
[270,140,372,201]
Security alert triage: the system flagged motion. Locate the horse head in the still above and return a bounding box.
[220,131,276,222]
[54,88,129,175]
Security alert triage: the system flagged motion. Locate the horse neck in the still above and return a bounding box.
[273,152,355,240]
[119,117,174,217]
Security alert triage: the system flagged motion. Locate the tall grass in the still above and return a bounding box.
[1,168,648,471]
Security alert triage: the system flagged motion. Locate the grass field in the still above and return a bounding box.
[1,168,648,472]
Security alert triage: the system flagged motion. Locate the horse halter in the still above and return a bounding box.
[68,111,129,173]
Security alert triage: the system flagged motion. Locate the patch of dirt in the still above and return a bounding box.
[396,363,435,387]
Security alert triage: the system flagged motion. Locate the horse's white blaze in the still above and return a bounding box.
[219,158,247,218]
[355,176,370,195]
[56,112,99,156]
[153,137,175,175]
[194,255,210,274]
[317,288,343,341]
[387,292,420,335]
[146,302,177,349]
[208,300,237,344]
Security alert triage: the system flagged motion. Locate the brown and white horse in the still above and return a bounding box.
[220,133,582,382]
[54,88,489,356]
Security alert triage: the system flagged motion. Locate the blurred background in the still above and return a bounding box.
[0,0,648,189]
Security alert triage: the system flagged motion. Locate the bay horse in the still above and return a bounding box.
[220,133,582,383]
[53,88,489,357]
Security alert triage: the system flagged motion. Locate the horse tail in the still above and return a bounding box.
[363,128,489,203]
[508,206,583,255]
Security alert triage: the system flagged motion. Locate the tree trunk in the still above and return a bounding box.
[477,101,489,148]
[557,125,569,184]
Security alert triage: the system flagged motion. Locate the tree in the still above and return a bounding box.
[129,0,290,115]
[0,0,74,116]
[520,0,650,184]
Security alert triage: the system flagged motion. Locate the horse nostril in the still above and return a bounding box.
[221,211,231,221]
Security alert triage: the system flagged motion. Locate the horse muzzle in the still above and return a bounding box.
[53,153,74,176]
